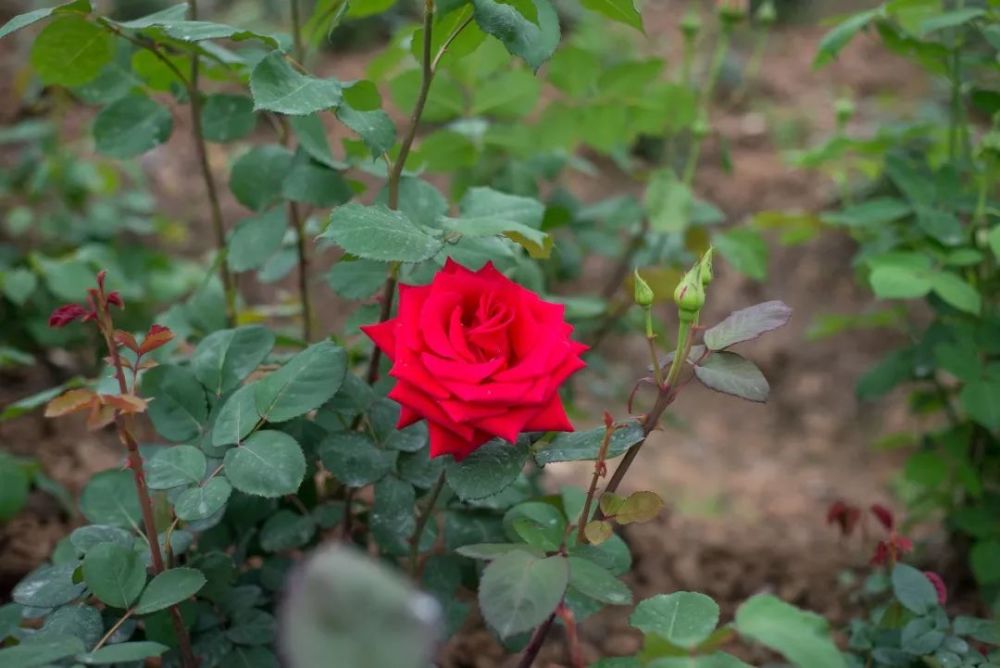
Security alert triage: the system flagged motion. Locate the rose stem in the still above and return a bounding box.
[286,0,313,342]
[188,0,237,326]
[94,288,196,668]
[517,610,558,668]
[576,416,616,545]
[365,1,474,383]
[408,470,447,577]
[557,604,584,668]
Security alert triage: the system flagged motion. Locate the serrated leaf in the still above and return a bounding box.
[192,326,275,396]
[336,103,396,157]
[704,301,792,351]
[322,203,443,263]
[134,568,206,615]
[814,8,880,68]
[734,594,845,668]
[891,563,939,614]
[82,542,146,608]
[146,445,206,490]
[471,0,560,71]
[930,271,981,314]
[212,383,259,446]
[228,208,286,272]
[80,469,141,528]
[259,510,317,552]
[0,0,91,40]
[201,94,256,142]
[250,51,343,115]
[631,592,720,648]
[93,94,172,158]
[580,0,642,31]
[447,439,529,501]
[326,258,387,300]
[694,352,769,403]
[143,365,208,442]
[584,520,613,545]
[30,16,113,86]
[174,477,232,521]
[229,144,294,212]
[318,432,393,487]
[479,551,569,638]
[535,422,644,465]
[223,430,306,497]
[568,557,631,605]
[254,341,346,423]
[456,543,544,560]
[281,150,353,207]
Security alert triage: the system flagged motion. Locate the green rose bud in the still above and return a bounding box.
[835,98,855,127]
[681,8,702,38]
[755,0,777,25]
[633,270,654,307]
[718,0,747,27]
[699,247,714,287]
[674,266,705,321]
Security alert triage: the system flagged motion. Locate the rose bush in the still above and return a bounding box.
[363,259,587,459]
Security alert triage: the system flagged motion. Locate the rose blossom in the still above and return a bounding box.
[362,259,587,460]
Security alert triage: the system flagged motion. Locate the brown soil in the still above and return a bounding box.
[0,2,961,666]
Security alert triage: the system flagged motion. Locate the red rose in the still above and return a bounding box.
[362,259,587,460]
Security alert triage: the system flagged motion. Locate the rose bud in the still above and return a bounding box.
[674,266,706,321]
[633,270,654,308]
[755,0,777,25]
[362,259,587,460]
[699,247,714,287]
[681,7,702,38]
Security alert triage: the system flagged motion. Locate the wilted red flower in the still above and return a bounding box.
[871,534,913,566]
[870,504,895,531]
[48,304,90,328]
[363,259,586,460]
[924,571,947,605]
[827,500,862,537]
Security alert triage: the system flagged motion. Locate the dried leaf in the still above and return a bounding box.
[45,389,97,417]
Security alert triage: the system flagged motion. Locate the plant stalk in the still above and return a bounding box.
[189,0,237,326]
[576,418,616,544]
[409,470,447,576]
[517,609,558,668]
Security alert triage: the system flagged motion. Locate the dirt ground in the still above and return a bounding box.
[0,2,965,666]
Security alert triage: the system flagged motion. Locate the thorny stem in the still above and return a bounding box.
[94,295,196,668]
[409,470,447,576]
[577,418,617,544]
[557,605,585,668]
[188,0,238,326]
[517,609,558,668]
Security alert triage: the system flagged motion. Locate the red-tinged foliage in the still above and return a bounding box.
[48,304,91,328]
[106,291,124,309]
[827,500,861,537]
[114,330,140,353]
[870,503,894,532]
[140,324,174,354]
[100,394,148,414]
[871,534,913,566]
[924,571,947,605]
[44,389,97,417]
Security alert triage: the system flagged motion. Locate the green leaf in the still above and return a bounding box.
[448,187,550,258]
[254,341,347,423]
[447,439,530,501]
[0,637,85,668]
[250,52,343,115]
[694,352,769,403]
[568,557,632,605]
[456,543,544,560]
[918,8,984,36]
[120,15,278,46]
[321,203,443,263]
[134,568,206,615]
[987,226,1000,260]
[143,365,208,442]
[821,197,911,227]
[212,383,259,446]
[631,592,720,648]
[193,326,275,396]
[580,0,642,31]
[930,271,981,314]
[224,430,306,497]
[83,542,146,608]
[1,267,38,306]
[348,0,396,17]
[80,469,141,528]
[229,208,286,272]
[76,641,168,664]
[0,0,91,40]
[336,103,396,158]
[146,445,206,490]
[891,563,939,614]
[505,502,565,551]
[92,93,172,158]
[616,491,664,524]
[289,113,343,169]
[318,432,393,487]
[960,380,1000,432]
[471,0,560,71]
[971,540,1000,584]
[714,228,767,280]
[260,509,317,552]
[0,453,30,521]
[281,151,353,208]
[704,301,792,351]
[229,145,295,212]
[869,264,932,299]
[814,8,880,68]
[35,604,102,647]
[12,562,85,607]
[281,545,439,668]
[201,94,256,142]
[174,477,232,521]
[370,476,417,554]
[470,69,541,118]
[646,169,692,233]
[534,422,644,465]
[734,594,845,668]
[479,551,569,638]
[30,16,113,86]
[326,258,387,300]
[69,525,131,556]
[379,177,448,229]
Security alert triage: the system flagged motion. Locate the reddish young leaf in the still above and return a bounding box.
[924,571,947,605]
[140,324,174,354]
[86,403,116,431]
[870,503,895,531]
[106,291,124,309]
[114,330,139,353]
[44,389,97,417]
[48,304,89,328]
[827,500,861,536]
[100,394,148,414]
